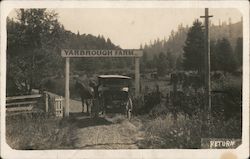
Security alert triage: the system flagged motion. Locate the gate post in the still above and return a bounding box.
[65,57,70,117]
[135,57,140,97]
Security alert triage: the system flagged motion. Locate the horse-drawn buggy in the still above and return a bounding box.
[75,75,133,119]
[97,75,133,119]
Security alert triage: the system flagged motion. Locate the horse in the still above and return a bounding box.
[75,79,94,115]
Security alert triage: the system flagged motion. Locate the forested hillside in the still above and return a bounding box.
[6,9,122,96]
[6,9,243,96]
[142,19,243,71]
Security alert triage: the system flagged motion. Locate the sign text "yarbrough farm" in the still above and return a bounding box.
[61,49,143,57]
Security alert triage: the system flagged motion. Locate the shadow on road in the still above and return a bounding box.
[78,142,136,149]
[69,112,89,118]
[69,112,113,128]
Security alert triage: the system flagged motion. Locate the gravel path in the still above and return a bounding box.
[68,99,144,149]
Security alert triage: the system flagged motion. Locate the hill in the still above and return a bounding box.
[6,9,122,96]
[142,20,243,65]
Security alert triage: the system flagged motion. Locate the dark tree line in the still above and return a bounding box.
[141,50,175,76]
[182,20,242,73]
[140,19,243,75]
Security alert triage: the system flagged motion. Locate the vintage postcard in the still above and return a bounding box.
[0,1,249,159]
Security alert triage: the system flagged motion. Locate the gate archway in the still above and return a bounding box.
[61,49,143,117]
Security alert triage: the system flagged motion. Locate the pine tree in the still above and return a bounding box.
[166,50,175,70]
[156,52,168,76]
[234,37,243,67]
[215,38,238,72]
[182,20,205,72]
[176,55,183,70]
[210,40,218,71]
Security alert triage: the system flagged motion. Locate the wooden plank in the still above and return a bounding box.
[6,101,37,106]
[6,105,33,112]
[6,94,42,101]
[55,98,64,101]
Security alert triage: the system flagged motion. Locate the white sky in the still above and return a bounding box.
[9,8,242,49]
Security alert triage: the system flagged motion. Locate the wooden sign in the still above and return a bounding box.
[61,49,143,57]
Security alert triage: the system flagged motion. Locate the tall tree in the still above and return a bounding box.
[166,50,175,70]
[140,51,148,72]
[156,52,168,76]
[176,55,183,70]
[234,37,243,67]
[182,20,205,72]
[215,38,238,73]
[7,9,63,95]
[152,54,158,69]
[210,40,218,71]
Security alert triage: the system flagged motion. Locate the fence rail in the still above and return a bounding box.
[6,92,64,117]
[6,94,42,113]
[6,94,42,101]
[5,101,37,106]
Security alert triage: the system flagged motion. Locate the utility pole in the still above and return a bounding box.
[200,8,213,137]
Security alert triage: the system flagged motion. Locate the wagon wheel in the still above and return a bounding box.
[126,97,133,120]
[91,98,99,118]
[127,108,132,120]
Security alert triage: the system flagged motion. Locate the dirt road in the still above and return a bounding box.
[67,99,145,149]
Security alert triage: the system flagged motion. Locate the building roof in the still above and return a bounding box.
[98,75,131,79]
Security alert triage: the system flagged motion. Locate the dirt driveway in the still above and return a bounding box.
[67,99,144,149]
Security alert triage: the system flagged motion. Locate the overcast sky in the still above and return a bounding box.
[9,8,242,49]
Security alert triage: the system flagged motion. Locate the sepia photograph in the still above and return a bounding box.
[1,1,249,159]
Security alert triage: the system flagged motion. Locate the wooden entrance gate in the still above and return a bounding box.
[61,49,142,117]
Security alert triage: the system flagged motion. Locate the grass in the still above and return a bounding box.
[6,113,74,150]
[139,114,241,149]
[139,114,202,149]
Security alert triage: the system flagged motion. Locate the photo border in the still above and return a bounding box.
[1,1,249,159]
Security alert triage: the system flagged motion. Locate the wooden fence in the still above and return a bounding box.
[6,91,64,117]
[43,91,64,117]
[6,94,42,113]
